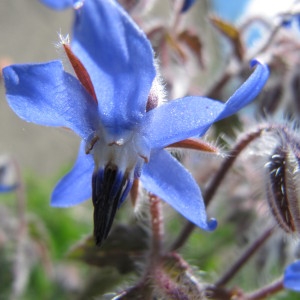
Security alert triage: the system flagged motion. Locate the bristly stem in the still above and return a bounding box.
[137,195,164,297]
[169,125,269,251]
[215,226,275,287]
[245,277,284,300]
[149,194,164,260]
[204,126,267,207]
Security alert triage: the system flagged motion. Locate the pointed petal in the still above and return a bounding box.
[39,0,74,10]
[51,142,94,207]
[284,261,300,292]
[215,60,269,120]
[140,149,217,231]
[3,61,99,139]
[141,96,223,149]
[72,0,156,126]
[141,61,269,149]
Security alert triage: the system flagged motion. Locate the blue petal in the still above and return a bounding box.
[3,61,99,139]
[141,149,217,231]
[181,0,197,13]
[212,0,250,22]
[71,0,156,127]
[39,0,74,10]
[141,61,269,149]
[0,184,18,193]
[284,261,300,292]
[215,60,269,121]
[141,96,223,149]
[51,142,94,207]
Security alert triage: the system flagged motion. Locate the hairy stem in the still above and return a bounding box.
[134,195,164,298]
[149,194,164,261]
[245,277,284,300]
[170,125,269,251]
[215,226,275,287]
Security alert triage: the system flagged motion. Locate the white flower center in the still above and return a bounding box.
[85,127,150,180]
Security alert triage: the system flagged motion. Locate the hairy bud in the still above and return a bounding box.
[265,135,300,234]
[153,253,206,299]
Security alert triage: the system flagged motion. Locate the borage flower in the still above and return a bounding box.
[284,261,300,292]
[283,260,300,292]
[180,0,250,20]
[3,0,269,246]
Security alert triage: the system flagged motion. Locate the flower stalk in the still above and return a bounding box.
[170,125,271,251]
[149,194,164,260]
[245,277,284,300]
[215,226,275,287]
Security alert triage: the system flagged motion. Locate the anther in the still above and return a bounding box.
[85,135,100,154]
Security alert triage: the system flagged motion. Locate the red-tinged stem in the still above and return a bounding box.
[169,125,269,251]
[204,125,280,206]
[215,226,275,287]
[133,195,164,298]
[245,278,284,300]
[149,194,164,261]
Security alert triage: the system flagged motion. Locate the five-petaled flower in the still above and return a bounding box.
[3,0,269,246]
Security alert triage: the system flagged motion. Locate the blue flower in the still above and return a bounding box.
[212,0,250,22]
[281,13,300,29]
[39,0,74,10]
[181,0,197,13]
[180,0,250,20]
[4,0,269,245]
[284,261,300,292]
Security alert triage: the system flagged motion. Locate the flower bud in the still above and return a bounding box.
[266,138,300,234]
[154,253,206,299]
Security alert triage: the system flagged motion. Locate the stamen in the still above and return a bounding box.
[63,44,98,103]
[119,178,133,206]
[85,135,100,154]
[108,140,124,146]
[139,154,149,163]
[92,164,131,246]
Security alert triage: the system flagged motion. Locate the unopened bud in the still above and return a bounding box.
[266,139,300,234]
[154,253,206,299]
